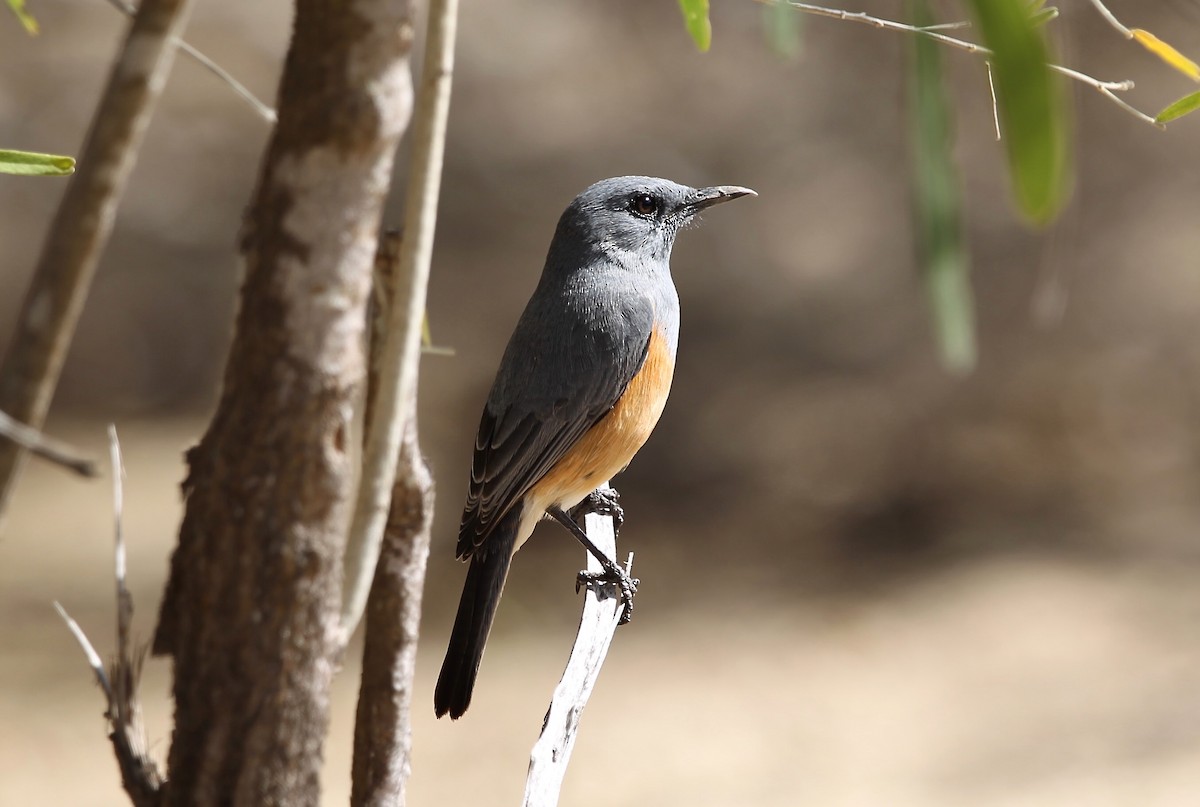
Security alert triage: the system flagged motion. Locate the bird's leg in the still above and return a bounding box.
[569,486,624,534]
[547,505,638,624]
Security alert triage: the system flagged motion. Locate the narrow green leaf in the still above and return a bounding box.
[677,0,711,52]
[0,149,75,176]
[762,0,803,61]
[1155,90,1200,124]
[965,0,1070,224]
[909,0,976,373]
[6,0,38,34]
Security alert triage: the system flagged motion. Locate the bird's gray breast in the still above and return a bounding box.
[488,265,677,419]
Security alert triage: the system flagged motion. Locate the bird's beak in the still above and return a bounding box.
[681,185,757,216]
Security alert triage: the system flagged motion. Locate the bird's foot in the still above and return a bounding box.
[570,487,624,533]
[575,564,639,625]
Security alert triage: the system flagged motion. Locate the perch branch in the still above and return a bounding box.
[340,0,459,644]
[0,409,97,477]
[0,0,196,525]
[54,426,163,807]
[524,484,630,807]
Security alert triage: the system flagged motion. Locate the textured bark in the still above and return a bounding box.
[350,419,433,807]
[0,0,194,524]
[151,1,415,804]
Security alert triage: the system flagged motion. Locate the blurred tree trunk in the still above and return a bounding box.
[151,0,416,804]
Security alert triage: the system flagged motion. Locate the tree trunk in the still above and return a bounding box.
[347,231,435,807]
[151,1,416,804]
[350,417,433,807]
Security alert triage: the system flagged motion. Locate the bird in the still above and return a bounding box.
[434,176,755,719]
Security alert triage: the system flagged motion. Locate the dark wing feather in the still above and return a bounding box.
[456,289,654,558]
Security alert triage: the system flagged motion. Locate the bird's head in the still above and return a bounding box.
[550,176,756,266]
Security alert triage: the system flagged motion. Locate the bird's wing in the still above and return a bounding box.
[456,293,654,559]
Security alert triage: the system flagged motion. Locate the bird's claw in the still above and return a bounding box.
[571,487,625,533]
[575,567,639,625]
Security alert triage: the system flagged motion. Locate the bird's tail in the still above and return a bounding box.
[434,510,520,719]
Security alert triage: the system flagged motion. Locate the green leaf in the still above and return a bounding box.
[0,149,75,176]
[7,0,38,34]
[762,0,803,61]
[965,0,1070,224]
[677,0,711,53]
[909,0,976,372]
[1155,90,1200,124]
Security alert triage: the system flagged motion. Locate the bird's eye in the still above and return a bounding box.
[630,193,659,217]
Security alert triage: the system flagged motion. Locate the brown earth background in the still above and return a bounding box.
[3,0,1200,804]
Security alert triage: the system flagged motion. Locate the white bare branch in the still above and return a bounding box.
[524,484,630,807]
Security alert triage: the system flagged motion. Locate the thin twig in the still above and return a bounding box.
[340,0,459,643]
[101,0,276,122]
[767,1,1160,127]
[110,425,125,584]
[54,601,115,703]
[921,22,971,32]
[1085,0,1132,38]
[985,62,1001,140]
[524,484,629,807]
[0,409,97,477]
[109,425,135,729]
[1094,84,1162,126]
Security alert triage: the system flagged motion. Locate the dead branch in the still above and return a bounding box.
[524,487,629,807]
[0,0,196,524]
[54,426,163,807]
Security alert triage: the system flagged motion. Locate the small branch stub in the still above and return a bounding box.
[55,426,163,807]
[0,409,97,478]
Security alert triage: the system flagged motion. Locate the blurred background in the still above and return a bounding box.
[4,0,1200,804]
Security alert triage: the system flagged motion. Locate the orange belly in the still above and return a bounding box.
[517,328,675,546]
